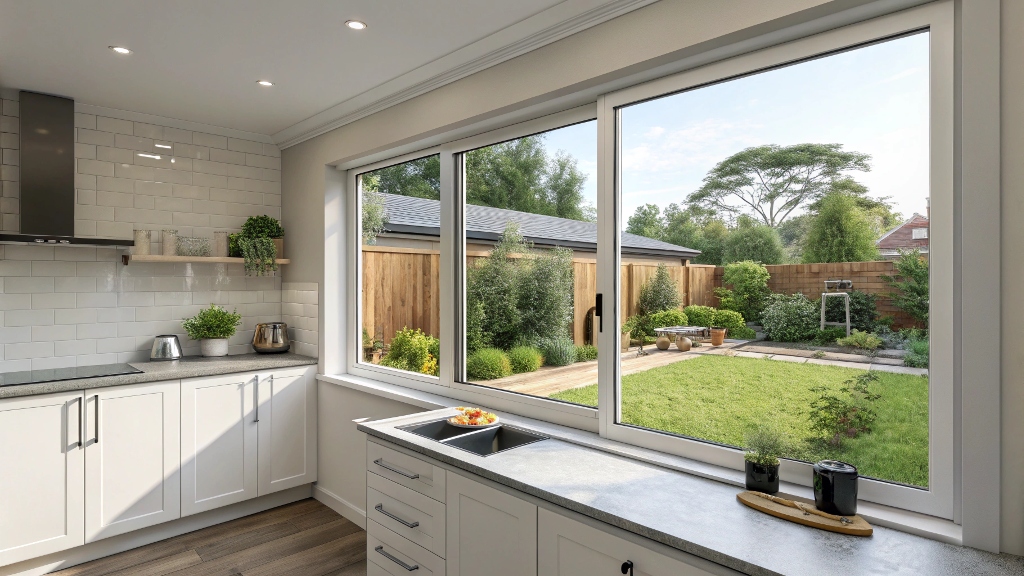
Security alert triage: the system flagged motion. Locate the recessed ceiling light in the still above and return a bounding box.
[257,80,274,87]
[345,20,367,30]
[109,46,132,55]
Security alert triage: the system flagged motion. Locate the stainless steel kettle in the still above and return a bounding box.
[150,335,183,360]
[252,322,290,354]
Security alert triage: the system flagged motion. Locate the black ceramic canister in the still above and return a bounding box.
[812,460,858,516]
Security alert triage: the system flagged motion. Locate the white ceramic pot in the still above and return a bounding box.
[200,338,229,357]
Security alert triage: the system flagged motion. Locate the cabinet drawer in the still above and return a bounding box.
[367,471,446,558]
[368,520,445,576]
[367,441,445,502]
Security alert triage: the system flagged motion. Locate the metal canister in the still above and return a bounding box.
[813,460,859,516]
[252,322,290,354]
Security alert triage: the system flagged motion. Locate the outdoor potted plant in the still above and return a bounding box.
[182,304,242,357]
[237,215,285,276]
[744,424,786,494]
[710,325,727,346]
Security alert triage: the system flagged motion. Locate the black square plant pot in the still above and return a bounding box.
[745,461,780,494]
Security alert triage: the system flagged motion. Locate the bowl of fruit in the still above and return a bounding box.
[448,406,499,428]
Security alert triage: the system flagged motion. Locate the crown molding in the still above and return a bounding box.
[273,0,658,149]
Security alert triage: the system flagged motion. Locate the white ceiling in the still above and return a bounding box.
[0,0,647,144]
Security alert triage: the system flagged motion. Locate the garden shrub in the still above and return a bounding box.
[722,217,785,265]
[683,305,716,328]
[881,249,929,326]
[718,261,770,322]
[575,344,598,362]
[808,372,881,447]
[646,309,688,333]
[381,327,434,374]
[801,192,879,263]
[711,309,754,339]
[466,348,513,380]
[421,355,439,377]
[904,337,929,368]
[508,346,543,374]
[822,290,878,332]
[637,264,681,314]
[761,294,818,342]
[836,329,882,350]
[537,336,577,367]
[812,327,847,346]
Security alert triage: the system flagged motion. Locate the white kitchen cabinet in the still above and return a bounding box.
[84,381,180,542]
[256,367,317,496]
[537,507,740,576]
[181,372,258,516]
[446,471,537,576]
[0,391,84,567]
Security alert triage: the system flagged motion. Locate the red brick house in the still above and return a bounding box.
[877,212,929,260]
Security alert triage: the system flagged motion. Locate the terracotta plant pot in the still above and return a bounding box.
[710,327,727,346]
[675,336,692,351]
[655,334,671,350]
[273,237,284,259]
[745,461,780,494]
[621,332,630,352]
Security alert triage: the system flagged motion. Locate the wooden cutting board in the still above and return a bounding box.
[737,491,873,536]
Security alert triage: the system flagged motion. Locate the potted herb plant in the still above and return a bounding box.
[744,424,786,494]
[182,305,242,357]
[237,215,284,276]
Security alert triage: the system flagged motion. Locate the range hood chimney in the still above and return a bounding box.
[0,91,132,247]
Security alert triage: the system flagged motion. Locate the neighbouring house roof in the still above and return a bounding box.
[876,213,930,254]
[378,193,701,259]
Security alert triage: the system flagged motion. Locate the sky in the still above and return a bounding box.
[539,31,930,224]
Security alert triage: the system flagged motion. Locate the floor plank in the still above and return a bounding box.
[49,499,365,576]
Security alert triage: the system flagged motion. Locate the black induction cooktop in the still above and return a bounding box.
[0,363,143,387]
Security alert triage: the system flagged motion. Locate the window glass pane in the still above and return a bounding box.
[460,121,599,407]
[358,155,441,377]
[612,34,931,487]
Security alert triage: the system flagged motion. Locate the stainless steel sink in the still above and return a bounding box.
[399,419,548,457]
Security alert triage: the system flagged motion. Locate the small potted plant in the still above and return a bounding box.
[182,305,242,357]
[744,424,786,494]
[237,215,285,276]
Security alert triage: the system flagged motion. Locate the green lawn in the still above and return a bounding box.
[551,355,929,487]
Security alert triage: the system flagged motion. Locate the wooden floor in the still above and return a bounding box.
[51,499,366,576]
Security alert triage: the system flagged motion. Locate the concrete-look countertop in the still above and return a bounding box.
[0,353,317,399]
[359,408,1024,576]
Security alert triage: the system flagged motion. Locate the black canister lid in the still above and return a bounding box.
[815,460,858,474]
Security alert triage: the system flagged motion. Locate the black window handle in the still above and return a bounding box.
[596,293,603,332]
[621,560,634,575]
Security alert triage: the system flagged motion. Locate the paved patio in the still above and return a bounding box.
[476,341,927,398]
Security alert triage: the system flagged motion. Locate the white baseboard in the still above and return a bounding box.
[1,485,313,576]
[313,484,366,529]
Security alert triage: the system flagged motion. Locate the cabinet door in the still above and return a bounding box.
[181,373,257,516]
[537,507,738,576]
[85,381,180,542]
[257,367,317,496]
[447,471,536,576]
[0,392,84,567]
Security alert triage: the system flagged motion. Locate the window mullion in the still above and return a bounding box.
[438,145,458,388]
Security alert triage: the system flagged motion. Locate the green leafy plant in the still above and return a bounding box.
[760,293,819,342]
[575,344,598,362]
[683,305,716,328]
[361,188,388,245]
[812,327,847,346]
[241,215,284,239]
[182,305,241,340]
[637,263,681,314]
[822,290,878,332]
[228,232,242,257]
[808,372,882,447]
[744,424,787,467]
[881,249,929,326]
[508,346,543,374]
[711,309,755,339]
[380,328,438,375]
[836,329,882,350]
[904,336,929,368]
[718,261,771,322]
[536,336,577,366]
[238,236,278,276]
[466,348,513,380]
[801,191,880,263]
[722,216,785,265]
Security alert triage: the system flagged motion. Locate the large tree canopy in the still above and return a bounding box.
[363,155,440,199]
[687,143,871,227]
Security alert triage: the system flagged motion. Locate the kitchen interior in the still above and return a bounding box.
[0,1,1022,576]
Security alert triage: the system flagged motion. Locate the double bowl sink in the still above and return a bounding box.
[399,418,548,457]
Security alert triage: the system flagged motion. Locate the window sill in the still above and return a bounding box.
[318,371,962,545]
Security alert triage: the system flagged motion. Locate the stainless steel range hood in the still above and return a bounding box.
[0,91,133,248]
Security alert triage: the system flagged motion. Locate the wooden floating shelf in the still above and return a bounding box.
[121,254,291,265]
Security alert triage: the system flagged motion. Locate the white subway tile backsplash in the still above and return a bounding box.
[6,309,54,327]
[96,146,135,164]
[0,294,30,310]
[210,148,246,165]
[77,323,117,339]
[6,277,54,293]
[228,138,264,155]
[31,293,77,309]
[75,143,97,160]
[54,308,97,325]
[77,128,116,147]
[55,276,97,292]
[96,116,134,135]
[75,113,96,129]
[193,132,227,149]
[77,292,117,308]
[6,341,55,360]
[31,324,76,342]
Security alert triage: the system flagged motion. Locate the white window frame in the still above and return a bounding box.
[596,1,954,519]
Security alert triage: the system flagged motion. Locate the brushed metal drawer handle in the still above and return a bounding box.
[373,458,420,479]
[374,545,419,571]
[375,503,420,528]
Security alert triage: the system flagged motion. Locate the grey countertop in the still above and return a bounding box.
[0,353,317,399]
[359,408,1024,576]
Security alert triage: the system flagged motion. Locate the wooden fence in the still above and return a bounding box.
[363,247,918,346]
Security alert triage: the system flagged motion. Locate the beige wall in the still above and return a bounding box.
[281,0,1022,553]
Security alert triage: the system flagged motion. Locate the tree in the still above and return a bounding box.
[361,188,387,245]
[807,178,902,240]
[881,250,929,325]
[363,155,440,199]
[776,213,812,262]
[637,263,681,315]
[802,192,880,263]
[547,151,594,221]
[626,204,664,239]
[717,260,771,322]
[693,220,728,265]
[687,143,871,227]
[722,217,785,264]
